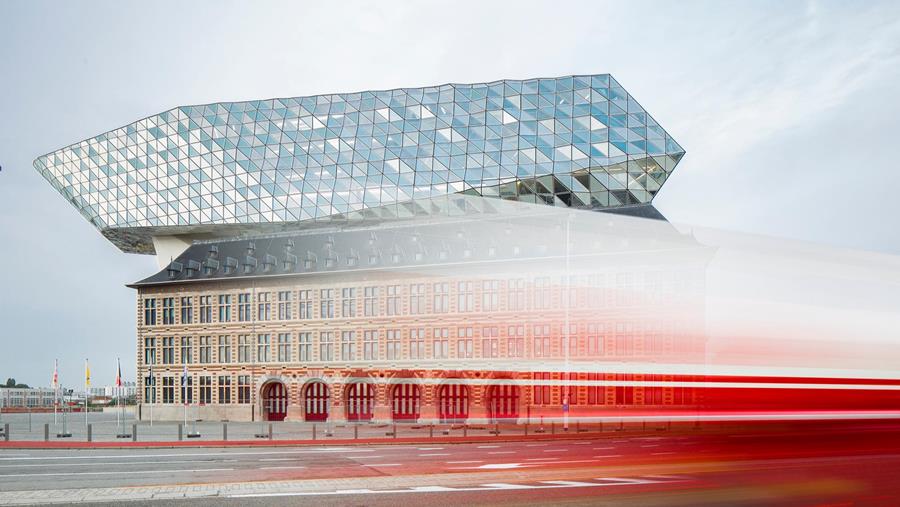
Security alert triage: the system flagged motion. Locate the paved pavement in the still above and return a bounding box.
[0,420,899,505]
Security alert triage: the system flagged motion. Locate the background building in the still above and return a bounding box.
[35,74,701,423]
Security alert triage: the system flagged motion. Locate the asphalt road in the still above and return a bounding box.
[2,421,900,505]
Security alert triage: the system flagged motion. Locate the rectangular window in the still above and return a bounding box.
[162,297,175,325]
[456,327,473,358]
[277,291,292,320]
[298,332,312,361]
[217,335,231,363]
[144,375,156,403]
[257,292,272,321]
[363,330,378,360]
[180,375,193,404]
[386,329,401,360]
[341,288,356,318]
[162,377,174,403]
[533,324,551,358]
[363,287,379,316]
[199,296,212,323]
[238,293,252,322]
[161,337,175,364]
[457,281,474,312]
[587,324,602,357]
[143,298,157,326]
[410,284,425,314]
[507,325,525,358]
[319,331,334,361]
[410,328,425,359]
[320,289,334,318]
[257,334,271,363]
[144,337,156,365]
[238,335,252,363]
[482,326,499,358]
[507,279,526,311]
[199,376,212,404]
[533,372,551,405]
[432,327,449,359]
[180,297,193,324]
[180,336,192,364]
[277,333,291,362]
[433,283,449,313]
[298,290,313,319]
[341,331,356,361]
[218,294,232,322]
[198,336,211,364]
[534,277,552,310]
[237,375,251,404]
[217,376,232,404]
[481,280,499,311]
[386,285,401,316]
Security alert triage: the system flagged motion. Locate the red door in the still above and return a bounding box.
[488,384,520,422]
[262,382,288,422]
[304,381,329,421]
[391,383,420,421]
[346,382,375,422]
[438,383,469,422]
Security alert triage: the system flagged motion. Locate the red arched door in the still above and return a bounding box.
[438,383,469,423]
[346,382,375,422]
[488,384,520,422]
[391,383,421,422]
[262,382,288,421]
[304,381,329,421]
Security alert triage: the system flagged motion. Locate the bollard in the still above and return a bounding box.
[87,424,92,442]
[223,423,228,441]
[3,423,8,442]
[495,423,499,436]
[429,424,433,438]
[463,424,467,437]
[354,424,359,440]
[524,423,528,436]
[551,422,555,435]
[312,424,316,440]
[132,424,138,442]
[268,423,273,440]
[392,423,397,439]
[44,423,49,442]
[178,423,183,441]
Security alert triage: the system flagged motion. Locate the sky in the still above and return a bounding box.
[1,0,899,388]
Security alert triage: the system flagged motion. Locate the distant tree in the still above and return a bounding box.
[3,378,30,388]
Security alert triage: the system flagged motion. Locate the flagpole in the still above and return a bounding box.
[53,359,59,426]
[149,366,153,427]
[84,359,89,427]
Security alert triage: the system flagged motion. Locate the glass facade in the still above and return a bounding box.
[33,74,684,254]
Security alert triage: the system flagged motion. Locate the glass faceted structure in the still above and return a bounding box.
[34,74,684,254]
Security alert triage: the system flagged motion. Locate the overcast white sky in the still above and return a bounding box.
[1,0,899,387]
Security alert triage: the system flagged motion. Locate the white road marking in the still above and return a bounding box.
[487,451,515,455]
[543,449,568,452]
[260,466,306,470]
[417,447,444,450]
[476,445,500,448]
[419,453,451,456]
[0,448,374,461]
[348,455,384,459]
[446,460,482,464]
[0,459,236,468]
[230,476,677,498]
[0,468,234,478]
[525,443,549,447]
[525,457,559,461]
[365,464,401,467]
[259,458,297,462]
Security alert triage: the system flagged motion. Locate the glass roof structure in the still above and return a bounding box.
[34,74,685,254]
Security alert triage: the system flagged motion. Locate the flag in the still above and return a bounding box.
[85,359,91,388]
[181,363,188,386]
[51,359,59,389]
[115,358,122,387]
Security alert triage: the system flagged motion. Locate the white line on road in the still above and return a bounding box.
[0,468,234,478]
[445,460,482,464]
[0,459,237,468]
[259,458,297,462]
[419,453,451,456]
[525,458,559,461]
[260,466,306,470]
[348,456,385,459]
[364,464,401,467]
[543,449,568,452]
[476,445,500,448]
[0,448,375,461]
[417,447,444,450]
[487,451,515,455]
